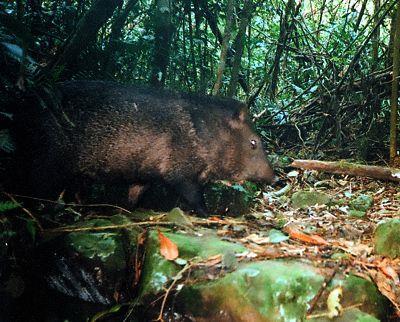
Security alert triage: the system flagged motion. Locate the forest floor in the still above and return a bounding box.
[3,169,400,320]
[214,170,400,317]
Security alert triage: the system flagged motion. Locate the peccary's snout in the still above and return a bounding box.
[258,162,276,184]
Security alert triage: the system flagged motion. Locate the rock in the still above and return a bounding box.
[175,261,388,321]
[138,229,247,298]
[374,218,400,258]
[35,215,141,305]
[348,209,367,218]
[349,194,373,212]
[291,190,331,209]
[310,308,379,322]
[13,213,393,321]
[163,207,193,227]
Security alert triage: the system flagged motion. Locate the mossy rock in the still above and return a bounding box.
[349,209,367,218]
[374,218,400,258]
[291,190,331,209]
[349,194,373,212]
[175,261,388,321]
[138,229,247,297]
[35,215,141,305]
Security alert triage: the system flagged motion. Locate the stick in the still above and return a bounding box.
[291,159,400,182]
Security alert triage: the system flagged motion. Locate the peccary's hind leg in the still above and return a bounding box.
[174,181,207,216]
[128,183,149,206]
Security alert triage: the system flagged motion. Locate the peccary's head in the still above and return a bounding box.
[217,105,275,184]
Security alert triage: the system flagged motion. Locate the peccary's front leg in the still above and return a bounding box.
[174,181,207,216]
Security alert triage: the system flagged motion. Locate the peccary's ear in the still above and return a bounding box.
[235,109,247,122]
[229,104,248,128]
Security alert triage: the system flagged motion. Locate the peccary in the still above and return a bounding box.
[26,81,275,215]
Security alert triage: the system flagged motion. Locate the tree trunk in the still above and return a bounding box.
[39,0,122,80]
[186,0,197,89]
[212,0,235,96]
[227,0,252,98]
[390,4,400,165]
[199,0,248,94]
[316,0,326,37]
[149,0,174,87]
[290,160,400,182]
[268,0,295,100]
[104,0,139,76]
[372,0,380,70]
[354,0,368,32]
[387,7,397,67]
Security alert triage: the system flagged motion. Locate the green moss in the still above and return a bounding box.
[138,230,247,297]
[67,215,140,272]
[374,219,400,258]
[291,191,332,209]
[330,252,350,260]
[349,209,366,217]
[349,194,373,212]
[341,275,389,319]
[165,231,246,259]
[179,260,324,321]
[309,308,380,322]
[177,262,389,321]
[337,161,364,171]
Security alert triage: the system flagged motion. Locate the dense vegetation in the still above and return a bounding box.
[1,0,400,165]
[1,2,400,320]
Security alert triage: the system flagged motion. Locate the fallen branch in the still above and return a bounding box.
[290,159,400,182]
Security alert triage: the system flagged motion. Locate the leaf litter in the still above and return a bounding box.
[195,170,400,318]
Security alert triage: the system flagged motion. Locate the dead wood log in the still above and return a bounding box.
[290,159,400,182]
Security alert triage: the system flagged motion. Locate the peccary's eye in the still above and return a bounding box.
[250,139,257,149]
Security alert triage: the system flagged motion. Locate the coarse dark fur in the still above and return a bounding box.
[18,81,275,215]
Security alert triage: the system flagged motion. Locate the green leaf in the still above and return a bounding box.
[90,304,122,322]
[268,229,289,243]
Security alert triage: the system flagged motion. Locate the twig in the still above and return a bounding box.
[6,193,132,214]
[307,303,363,319]
[45,221,176,234]
[3,192,44,232]
[46,218,247,234]
[307,264,339,315]
[155,263,193,321]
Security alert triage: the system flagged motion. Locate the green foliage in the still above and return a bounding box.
[0,200,20,212]
[0,0,397,161]
[68,232,118,261]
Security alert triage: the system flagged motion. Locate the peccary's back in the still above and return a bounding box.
[43,81,209,184]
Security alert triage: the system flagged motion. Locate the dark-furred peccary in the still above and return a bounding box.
[27,81,275,215]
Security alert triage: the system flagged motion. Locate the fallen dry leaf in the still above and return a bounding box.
[200,254,222,267]
[327,286,343,318]
[369,268,400,316]
[158,230,179,260]
[208,216,223,222]
[241,233,271,245]
[283,224,329,246]
[378,259,400,285]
